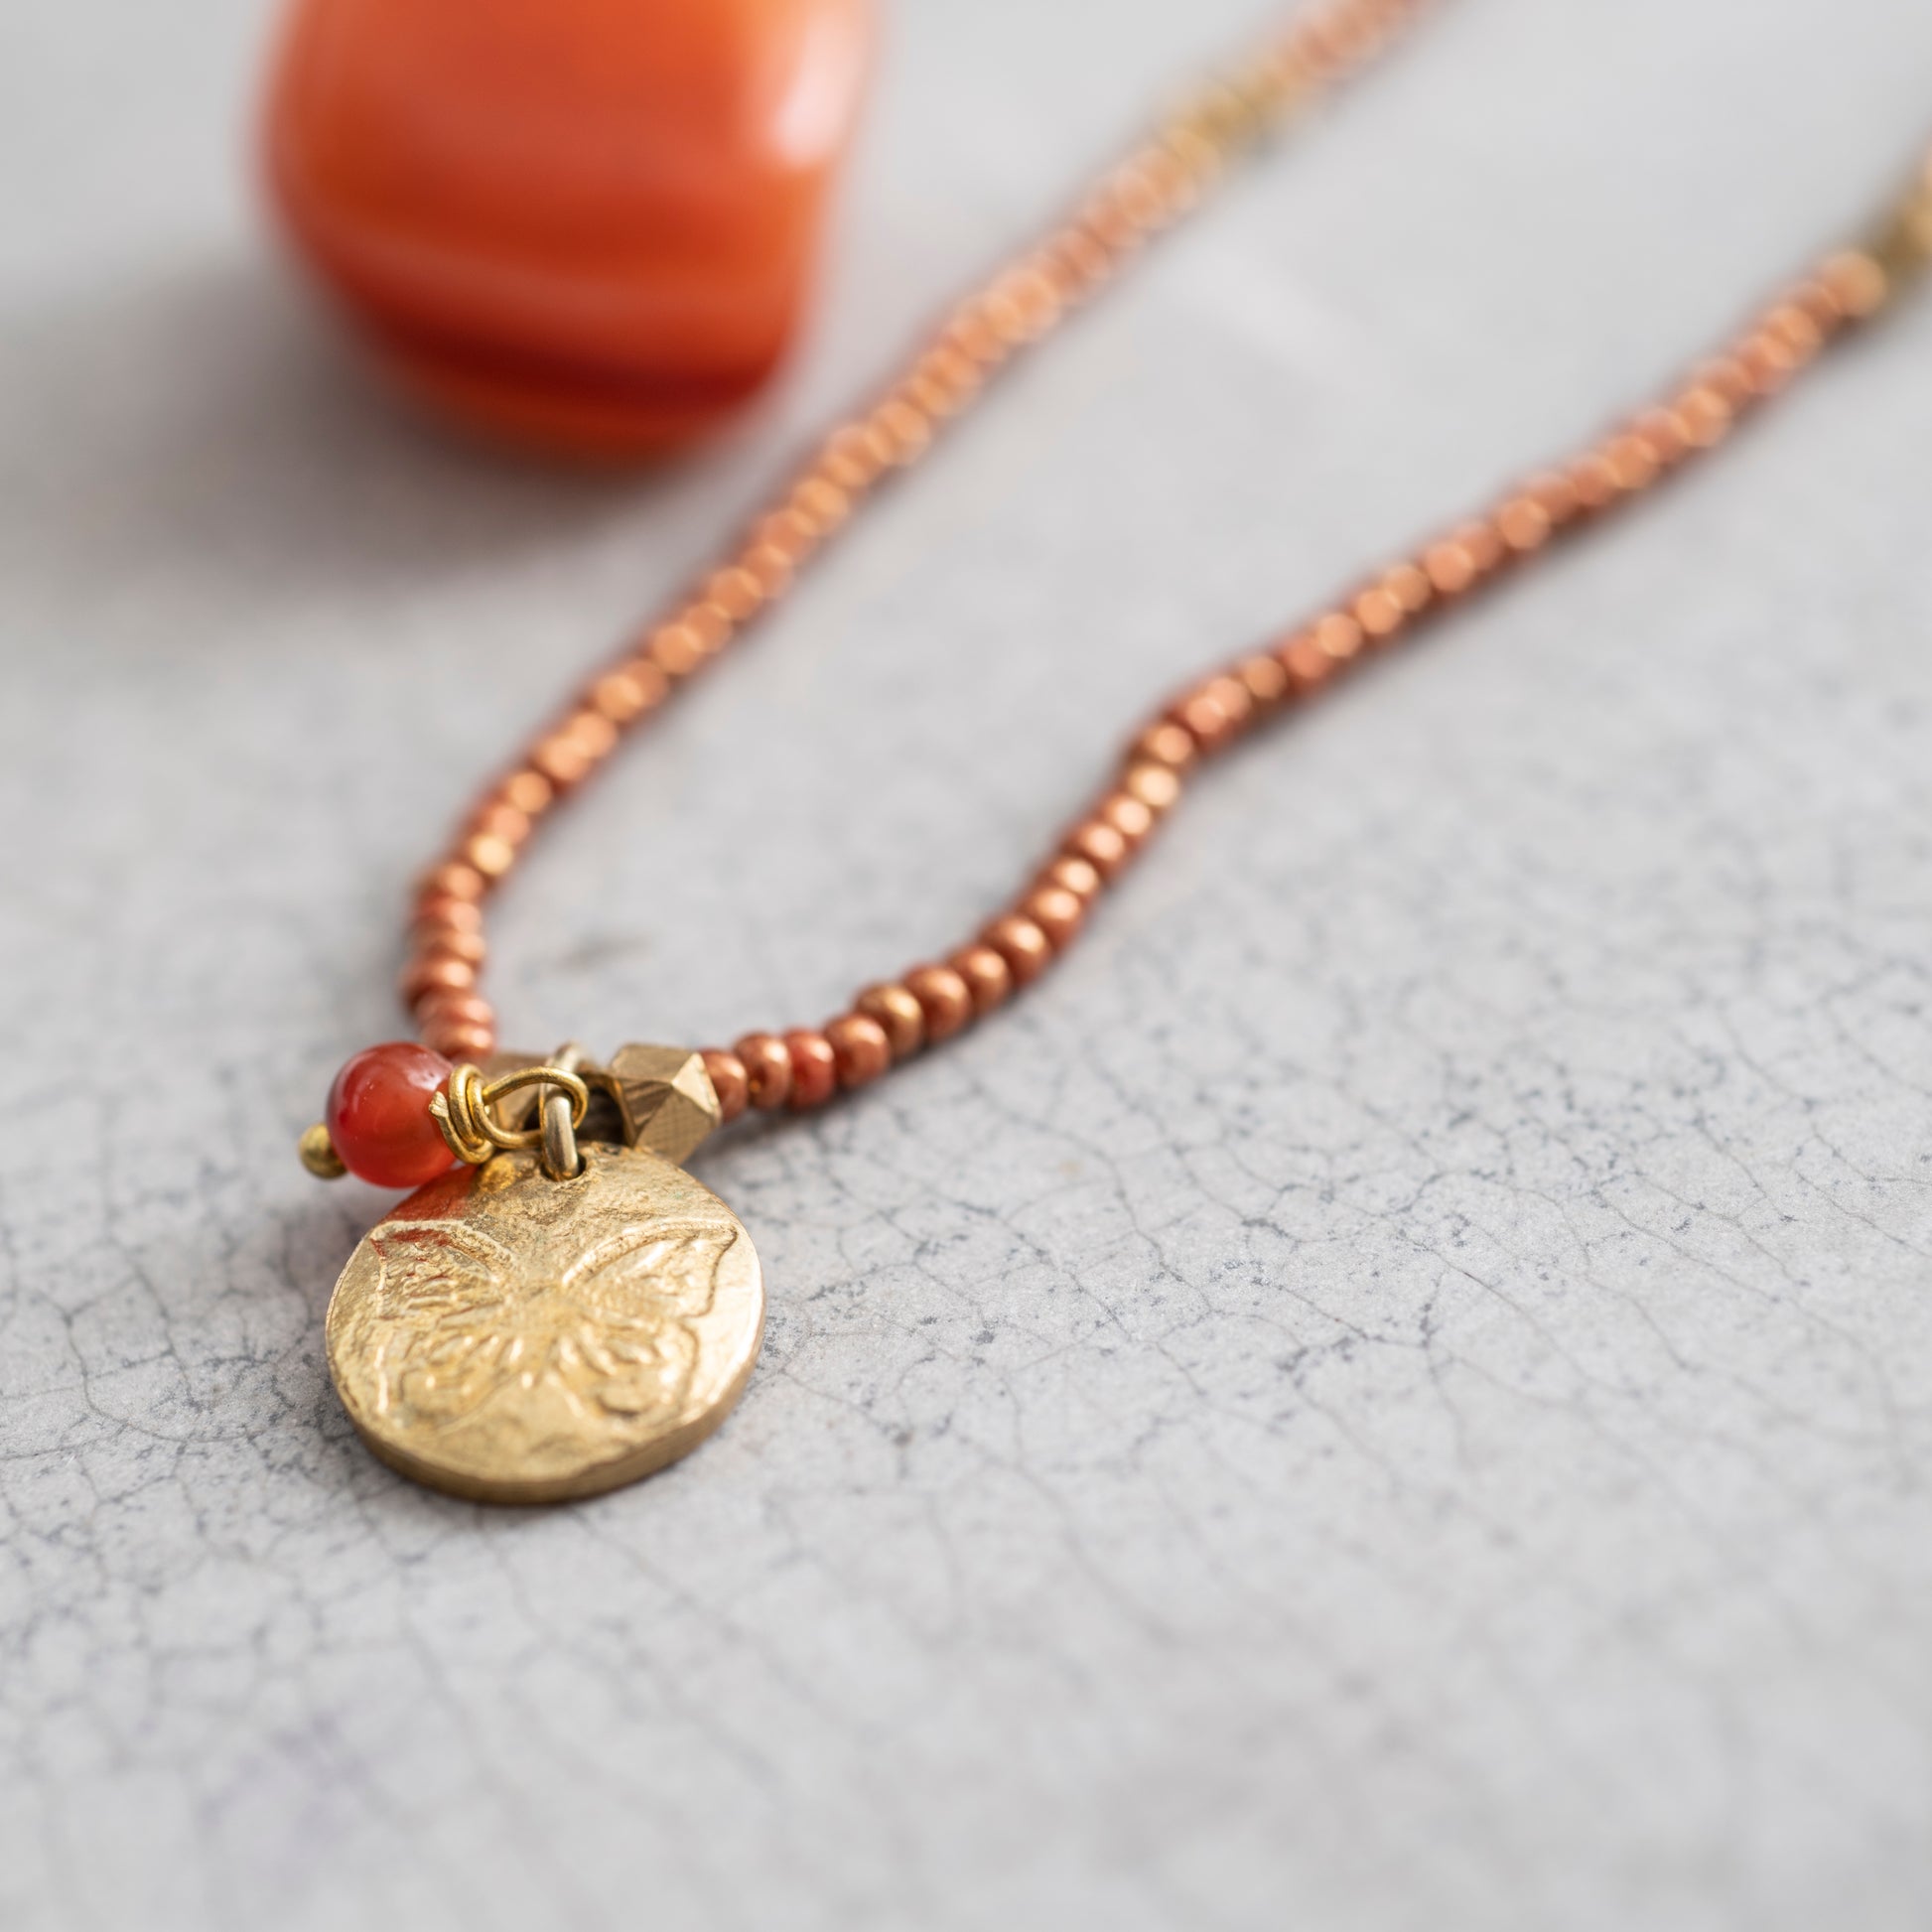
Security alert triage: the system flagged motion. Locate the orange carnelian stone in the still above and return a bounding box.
[327,1042,459,1189]
[264,0,871,458]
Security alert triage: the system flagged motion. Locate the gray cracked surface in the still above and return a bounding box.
[4,0,1932,1927]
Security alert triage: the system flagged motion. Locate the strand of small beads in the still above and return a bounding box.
[304,25,1932,1192]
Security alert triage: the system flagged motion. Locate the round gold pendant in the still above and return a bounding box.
[325,1143,762,1503]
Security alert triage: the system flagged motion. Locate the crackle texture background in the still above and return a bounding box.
[5,1,1932,1928]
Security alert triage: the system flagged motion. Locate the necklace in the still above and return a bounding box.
[297,0,1932,1504]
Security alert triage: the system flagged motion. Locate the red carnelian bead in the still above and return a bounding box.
[326,1041,459,1188]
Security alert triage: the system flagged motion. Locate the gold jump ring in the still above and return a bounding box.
[430,1062,590,1166]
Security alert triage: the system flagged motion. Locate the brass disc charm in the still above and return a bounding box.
[325,1144,762,1503]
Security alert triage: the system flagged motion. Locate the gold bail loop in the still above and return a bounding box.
[431,1060,591,1173]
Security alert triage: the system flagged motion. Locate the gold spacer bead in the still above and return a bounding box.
[1868,162,1932,287]
[299,1122,346,1179]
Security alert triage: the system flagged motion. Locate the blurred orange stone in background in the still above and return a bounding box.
[264,0,873,459]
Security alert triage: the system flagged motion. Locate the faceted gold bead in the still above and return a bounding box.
[601,1044,723,1165]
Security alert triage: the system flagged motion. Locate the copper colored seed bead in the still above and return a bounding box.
[590,668,661,724]
[1633,408,1689,469]
[1424,538,1477,596]
[1603,433,1658,491]
[940,308,1005,367]
[1083,188,1146,256]
[1791,276,1841,331]
[1127,155,1186,226]
[410,911,469,950]
[462,832,516,879]
[735,1033,792,1110]
[979,294,1029,347]
[1176,674,1253,750]
[1383,561,1432,613]
[532,735,591,789]
[874,396,931,459]
[1677,386,1732,447]
[905,965,974,1043]
[1173,688,1225,748]
[412,926,485,968]
[1525,471,1580,528]
[755,509,817,559]
[1289,22,1332,71]
[905,370,963,420]
[414,990,494,1031]
[402,953,477,1003]
[647,623,706,679]
[789,475,849,532]
[783,1031,838,1110]
[1163,124,1218,182]
[744,543,794,596]
[1099,792,1156,848]
[703,568,761,621]
[815,447,866,496]
[1123,761,1182,814]
[421,1006,491,1043]
[420,863,486,904]
[695,602,742,652]
[1570,453,1619,511]
[983,914,1052,987]
[856,983,925,1058]
[567,710,619,760]
[1108,168,1164,236]
[1279,629,1336,692]
[702,1048,750,1124]
[1696,357,1755,413]
[1023,886,1084,950]
[1038,855,1103,903]
[415,895,483,936]
[1760,315,1808,364]
[501,768,554,816]
[470,802,530,847]
[1737,334,1794,392]
[1354,585,1405,641]
[1313,611,1366,664]
[1065,819,1131,879]
[823,426,885,490]
[951,945,1014,1015]
[1456,519,1505,573]
[1767,303,1823,357]
[1045,230,1111,296]
[924,342,982,391]
[1237,653,1291,709]
[1821,250,1887,319]
[1134,721,1198,771]
[424,1019,495,1060]
[1496,495,1552,553]
[826,1014,892,1089]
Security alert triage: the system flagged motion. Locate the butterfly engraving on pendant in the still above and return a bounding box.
[360,1214,739,1449]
